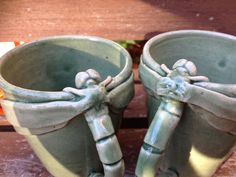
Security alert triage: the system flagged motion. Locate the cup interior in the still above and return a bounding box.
[148,32,236,84]
[0,37,127,91]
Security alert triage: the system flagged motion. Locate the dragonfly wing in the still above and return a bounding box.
[1,99,91,134]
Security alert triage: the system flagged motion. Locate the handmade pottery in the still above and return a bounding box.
[137,30,236,177]
[0,36,134,177]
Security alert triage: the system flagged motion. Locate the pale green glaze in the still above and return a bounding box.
[138,30,236,177]
[136,59,198,177]
[0,36,134,177]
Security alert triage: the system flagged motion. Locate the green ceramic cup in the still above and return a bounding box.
[0,36,134,177]
[137,30,236,177]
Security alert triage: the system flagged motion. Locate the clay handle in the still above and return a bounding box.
[85,107,124,177]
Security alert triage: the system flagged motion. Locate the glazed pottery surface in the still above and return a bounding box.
[138,30,236,177]
[0,36,134,177]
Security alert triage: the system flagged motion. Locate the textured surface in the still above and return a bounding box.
[1,0,236,41]
[0,1,236,175]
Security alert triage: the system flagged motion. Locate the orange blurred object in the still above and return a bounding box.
[0,89,4,98]
[0,41,24,116]
[0,89,4,115]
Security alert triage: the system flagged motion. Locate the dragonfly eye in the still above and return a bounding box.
[185,61,197,76]
[172,59,188,69]
[75,72,90,88]
[173,59,197,76]
[86,69,101,83]
[75,69,102,88]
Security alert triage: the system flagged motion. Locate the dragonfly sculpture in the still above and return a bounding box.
[63,69,124,177]
[1,69,125,177]
[136,59,210,177]
[136,56,236,177]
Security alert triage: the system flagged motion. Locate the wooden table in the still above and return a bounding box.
[0,1,235,176]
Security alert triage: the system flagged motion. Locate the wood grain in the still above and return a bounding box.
[1,0,236,41]
[124,83,147,119]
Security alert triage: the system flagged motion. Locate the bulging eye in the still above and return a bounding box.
[185,61,197,76]
[75,72,90,88]
[172,59,188,69]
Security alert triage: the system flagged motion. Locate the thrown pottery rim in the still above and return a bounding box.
[142,30,236,73]
[0,35,132,101]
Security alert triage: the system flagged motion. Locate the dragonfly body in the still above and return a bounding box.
[136,59,203,177]
[64,69,124,177]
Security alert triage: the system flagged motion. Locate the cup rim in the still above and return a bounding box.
[0,35,132,101]
[142,30,236,72]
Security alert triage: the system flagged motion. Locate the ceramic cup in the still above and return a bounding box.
[0,36,134,177]
[137,30,236,177]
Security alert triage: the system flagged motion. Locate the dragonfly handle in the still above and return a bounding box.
[85,106,124,177]
[135,99,183,177]
[136,59,195,177]
[68,69,124,177]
